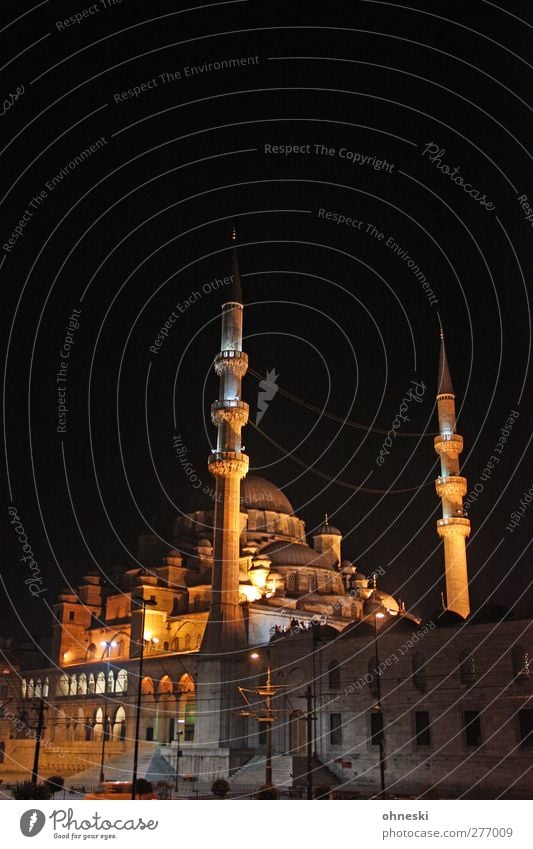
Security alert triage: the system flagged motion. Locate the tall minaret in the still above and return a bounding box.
[434,330,471,619]
[201,230,249,653]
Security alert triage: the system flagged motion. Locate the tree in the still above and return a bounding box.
[44,775,65,799]
[12,781,51,800]
[211,778,230,799]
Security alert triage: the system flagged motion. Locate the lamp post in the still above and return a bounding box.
[174,727,184,794]
[131,597,157,800]
[250,648,274,789]
[372,609,386,798]
[98,640,117,784]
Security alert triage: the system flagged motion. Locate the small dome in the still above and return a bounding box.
[339,620,376,639]
[424,609,465,628]
[261,540,336,570]
[315,522,342,536]
[197,538,212,547]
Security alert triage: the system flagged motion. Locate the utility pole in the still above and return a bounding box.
[305,685,314,800]
[131,596,157,800]
[31,697,45,786]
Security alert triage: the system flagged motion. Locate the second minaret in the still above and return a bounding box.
[201,234,249,653]
[434,331,471,619]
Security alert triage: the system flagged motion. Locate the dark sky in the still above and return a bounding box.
[2,0,532,646]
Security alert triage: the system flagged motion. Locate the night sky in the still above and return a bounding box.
[2,0,532,648]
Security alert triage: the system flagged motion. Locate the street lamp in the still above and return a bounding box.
[131,597,157,800]
[372,608,386,798]
[174,725,184,794]
[98,640,117,783]
[250,648,274,789]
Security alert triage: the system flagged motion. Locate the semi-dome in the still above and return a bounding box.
[261,540,335,569]
[241,476,294,515]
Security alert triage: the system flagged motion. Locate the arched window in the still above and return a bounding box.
[178,673,196,742]
[184,634,191,651]
[115,640,124,657]
[21,679,27,699]
[141,677,154,695]
[35,679,42,698]
[412,653,427,692]
[86,643,96,662]
[107,670,115,694]
[96,672,106,694]
[158,675,173,696]
[113,706,126,741]
[460,650,477,684]
[163,641,169,652]
[368,656,379,695]
[28,679,34,699]
[115,670,128,694]
[78,674,87,695]
[94,707,104,740]
[88,673,95,695]
[171,637,180,652]
[43,677,49,698]
[328,660,341,690]
[69,674,77,696]
[308,573,317,593]
[512,646,530,677]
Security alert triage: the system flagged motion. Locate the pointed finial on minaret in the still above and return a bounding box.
[437,327,454,396]
[225,225,243,304]
[373,573,377,590]
[324,513,328,525]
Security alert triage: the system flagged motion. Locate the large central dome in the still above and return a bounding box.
[241,476,294,515]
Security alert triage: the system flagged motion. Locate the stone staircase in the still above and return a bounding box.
[228,754,293,787]
[66,743,175,788]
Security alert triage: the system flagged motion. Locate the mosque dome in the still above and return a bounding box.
[184,474,294,516]
[241,476,294,514]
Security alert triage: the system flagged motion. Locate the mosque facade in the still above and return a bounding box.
[1,247,531,798]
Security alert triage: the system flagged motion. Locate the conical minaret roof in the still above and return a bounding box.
[437,329,454,396]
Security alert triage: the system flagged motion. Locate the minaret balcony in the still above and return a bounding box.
[437,517,471,538]
[211,399,249,427]
[208,451,249,478]
[214,349,248,377]
[435,475,467,498]
[434,433,463,456]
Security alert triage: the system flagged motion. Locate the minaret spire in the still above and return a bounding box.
[434,329,471,619]
[438,329,454,396]
[201,234,249,653]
